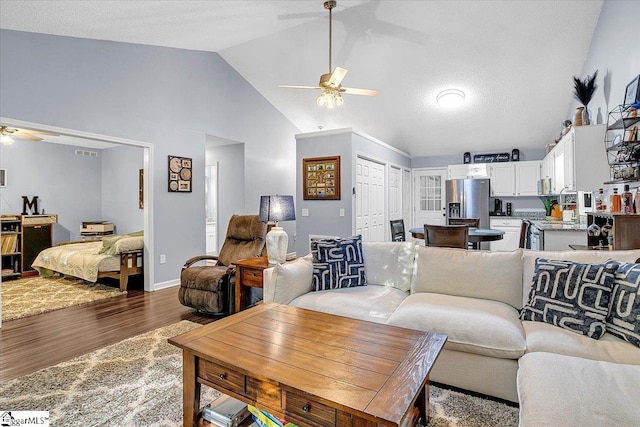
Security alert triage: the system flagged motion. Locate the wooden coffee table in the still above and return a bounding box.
[169,303,446,427]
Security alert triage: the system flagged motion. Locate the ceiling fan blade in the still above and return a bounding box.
[13,132,42,141]
[24,129,59,136]
[342,87,380,96]
[326,67,348,87]
[278,85,322,90]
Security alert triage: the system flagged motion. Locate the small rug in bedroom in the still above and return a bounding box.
[1,275,126,321]
[0,320,519,427]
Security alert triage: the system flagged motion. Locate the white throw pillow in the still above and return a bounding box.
[362,242,417,292]
[270,254,313,304]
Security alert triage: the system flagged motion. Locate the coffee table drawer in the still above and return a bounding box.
[198,360,245,395]
[285,391,336,426]
[239,267,263,287]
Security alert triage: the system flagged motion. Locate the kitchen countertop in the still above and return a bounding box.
[530,220,588,232]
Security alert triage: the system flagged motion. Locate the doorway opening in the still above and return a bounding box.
[0,117,154,330]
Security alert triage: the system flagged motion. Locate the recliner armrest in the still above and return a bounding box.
[182,254,220,270]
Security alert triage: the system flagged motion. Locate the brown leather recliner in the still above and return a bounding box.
[178,214,267,315]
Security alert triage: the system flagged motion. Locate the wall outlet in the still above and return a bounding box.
[339,208,345,217]
[302,208,309,217]
[160,254,166,264]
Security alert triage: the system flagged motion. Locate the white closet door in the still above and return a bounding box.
[355,157,386,242]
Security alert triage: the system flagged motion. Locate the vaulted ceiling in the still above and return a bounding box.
[0,0,603,157]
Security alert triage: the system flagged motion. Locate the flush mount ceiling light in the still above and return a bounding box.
[436,89,465,108]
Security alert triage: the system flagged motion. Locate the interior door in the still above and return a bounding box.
[414,168,447,231]
[389,165,402,223]
[355,157,386,242]
[402,168,412,227]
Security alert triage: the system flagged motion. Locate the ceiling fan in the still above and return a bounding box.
[279,1,380,108]
[0,126,58,145]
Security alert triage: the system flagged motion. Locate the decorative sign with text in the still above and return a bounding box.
[473,153,510,163]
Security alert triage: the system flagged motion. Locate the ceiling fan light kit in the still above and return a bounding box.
[1,132,15,145]
[280,1,379,108]
[437,89,466,109]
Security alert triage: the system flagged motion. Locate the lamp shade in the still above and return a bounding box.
[259,195,295,223]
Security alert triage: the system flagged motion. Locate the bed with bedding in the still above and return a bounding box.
[32,233,144,291]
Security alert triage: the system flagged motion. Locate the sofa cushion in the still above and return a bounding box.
[265,254,313,305]
[413,247,523,309]
[607,262,640,347]
[518,352,640,427]
[522,320,640,365]
[289,284,407,324]
[311,235,366,291]
[520,258,618,339]
[361,241,416,292]
[521,249,640,307]
[386,293,526,359]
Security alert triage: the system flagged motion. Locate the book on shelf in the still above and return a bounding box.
[1,234,18,254]
[247,405,297,427]
[202,394,250,427]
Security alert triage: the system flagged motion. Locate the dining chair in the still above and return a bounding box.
[424,224,469,249]
[519,219,531,249]
[448,218,480,249]
[390,219,406,242]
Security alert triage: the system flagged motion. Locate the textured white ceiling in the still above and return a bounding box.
[0,0,603,157]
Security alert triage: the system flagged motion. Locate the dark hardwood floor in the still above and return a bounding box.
[0,286,222,382]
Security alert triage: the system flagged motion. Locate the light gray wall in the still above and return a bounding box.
[0,142,143,243]
[0,30,300,285]
[206,143,245,250]
[296,132,353,255]
[411,148,547,169]
[0,141,103,243]
[295,131,411,255]
[572,0,640,126]
[101,145,144,234]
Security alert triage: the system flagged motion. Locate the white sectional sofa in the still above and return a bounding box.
[262,242,640,426]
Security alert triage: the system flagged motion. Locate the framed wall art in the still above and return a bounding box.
[624,74,639,107]
[303,156,340,200]
[168,155,192,192]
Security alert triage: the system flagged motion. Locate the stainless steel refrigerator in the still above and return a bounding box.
[445,179,490,229]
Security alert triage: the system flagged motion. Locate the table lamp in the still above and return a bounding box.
[259,195,296,264]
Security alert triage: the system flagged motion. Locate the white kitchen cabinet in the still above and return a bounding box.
[488,161,540,197]
[515,161,541,196]
[448,164,470,179]
[489,163,516,196]
[489,218,522,251]
[542,125,608,194]
[447,163,489,179]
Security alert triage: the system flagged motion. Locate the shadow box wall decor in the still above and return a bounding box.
[168,155,192,192]
[303,156,341,200]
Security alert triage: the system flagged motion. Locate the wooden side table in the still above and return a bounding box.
[234,256,270,313]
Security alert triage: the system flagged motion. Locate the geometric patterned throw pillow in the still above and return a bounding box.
[607,262,640,347]
[520,258,619,339]
[311,235,366,291]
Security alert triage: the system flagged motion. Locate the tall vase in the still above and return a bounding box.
[573,107,584,126]
[581,106,590,125]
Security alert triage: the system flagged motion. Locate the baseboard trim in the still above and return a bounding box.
[152,279,179,291]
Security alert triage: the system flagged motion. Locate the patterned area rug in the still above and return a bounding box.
[0,321,519,426]
[1,275,126,321]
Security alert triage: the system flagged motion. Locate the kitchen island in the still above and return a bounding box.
[529,220,587,251]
